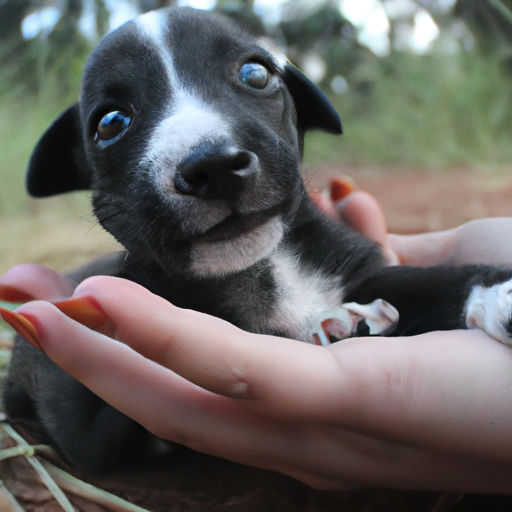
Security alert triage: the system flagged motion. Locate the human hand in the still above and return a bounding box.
[2,276,512,493]
[318,178,512,268]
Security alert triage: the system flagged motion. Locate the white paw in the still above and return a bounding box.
[466,279,512,346]
[306,299,399,346]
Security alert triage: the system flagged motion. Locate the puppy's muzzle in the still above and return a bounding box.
[174,141,259,200]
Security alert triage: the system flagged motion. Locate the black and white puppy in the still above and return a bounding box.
[5,7,512,475]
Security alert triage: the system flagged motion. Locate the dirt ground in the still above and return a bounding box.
[1,166,512,511]
[305,165,512,233]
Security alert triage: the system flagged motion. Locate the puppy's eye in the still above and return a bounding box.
[239,62,269,90]
[96,111,131,143]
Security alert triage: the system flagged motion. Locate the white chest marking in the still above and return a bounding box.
[265,250,344,340]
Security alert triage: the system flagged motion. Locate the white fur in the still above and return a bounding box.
[190,216,284,276]
[145,93,232,179]
[142,93,236,238]
[136,11,177,87]
[137,11,166,43]
[465,279,512,346]
[256,37,289,71]
[344,299,399,335]
[264,250,345,341]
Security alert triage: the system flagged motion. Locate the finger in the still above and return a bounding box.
[388,219,512,268]
[4,300,365,487]
[335,191,399,265]
[387,230,456,266]
[12,302,285,460]
[309,190,338,219]
[309,177,355,219]
[32,276,345,422]
[310,179,398,264]
[0,264,77,302]
[336,191,387,246]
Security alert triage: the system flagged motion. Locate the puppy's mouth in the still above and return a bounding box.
[189,211,285,276]
[194,210,276,244]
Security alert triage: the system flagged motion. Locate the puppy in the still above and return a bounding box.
[5,7,512,475]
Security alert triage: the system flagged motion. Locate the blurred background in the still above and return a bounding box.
[1,0,512,274]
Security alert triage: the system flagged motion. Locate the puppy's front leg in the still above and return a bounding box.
[344,265,512,344]
[4,337,148,474]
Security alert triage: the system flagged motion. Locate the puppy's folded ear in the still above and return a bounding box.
[283,64,342,135]
[26,104,92,197]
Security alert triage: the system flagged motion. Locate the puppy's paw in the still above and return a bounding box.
[307,299,399,346]
[466,279,512,346]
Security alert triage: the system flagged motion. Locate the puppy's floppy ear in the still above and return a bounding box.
[26,104,92,197]
[283,64,342,135]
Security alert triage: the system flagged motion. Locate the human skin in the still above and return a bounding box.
[1,193,512,493]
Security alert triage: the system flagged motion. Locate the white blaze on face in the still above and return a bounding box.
[136,10,177,83]
[137,11,166,41]
[137,90,234,239]
[143,93,233,185]
[136,11,233,182]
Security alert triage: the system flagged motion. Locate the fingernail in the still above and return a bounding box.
[53,296,108,330]
[0,285,35,303]
[0,306,42,350]
[330,176,356,203]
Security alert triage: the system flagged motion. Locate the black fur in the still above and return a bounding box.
[5,7,512,475]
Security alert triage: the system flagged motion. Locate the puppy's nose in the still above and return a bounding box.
[174,143,258,199]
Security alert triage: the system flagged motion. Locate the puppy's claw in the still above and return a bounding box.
[312,330,331,347]
[310,312,354,346]
[308,299,399,346]
[344,299,399,335]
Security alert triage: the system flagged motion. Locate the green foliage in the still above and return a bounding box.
[0,91,83,215]
[305,51,512,169]
[0,0,92,96]
[0,302,17,341]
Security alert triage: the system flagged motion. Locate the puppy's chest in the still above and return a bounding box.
[220,250,345,342]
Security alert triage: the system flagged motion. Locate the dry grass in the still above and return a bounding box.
[0,195,122,276]
[0,194,122,385]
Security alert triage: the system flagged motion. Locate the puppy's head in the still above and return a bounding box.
[27,7,341,277]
